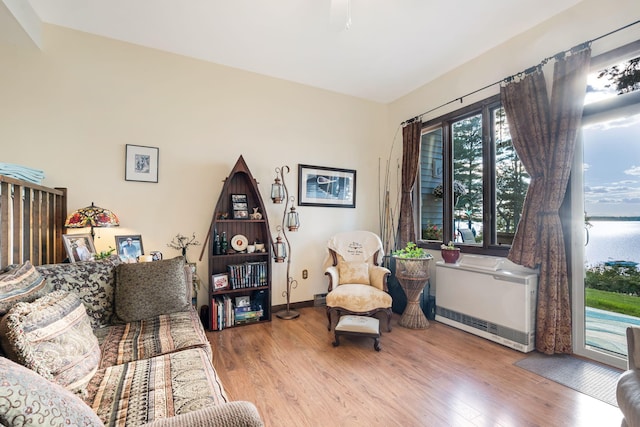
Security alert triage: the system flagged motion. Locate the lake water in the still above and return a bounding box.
[585,220,640,266]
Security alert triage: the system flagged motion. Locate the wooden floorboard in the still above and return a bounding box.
[207,307,623,427]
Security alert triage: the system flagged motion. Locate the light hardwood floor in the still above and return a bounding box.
[207,307,623,427]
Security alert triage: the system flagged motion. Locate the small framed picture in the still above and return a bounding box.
[150,251,163,261]
[212,273,229,291]
[115,235,144,263]
[231,194,248,203]
[233,209,248,219]
[230,194,249,219]
[235,296,250,307]
[125,144,159,183]
[63,234,96,263]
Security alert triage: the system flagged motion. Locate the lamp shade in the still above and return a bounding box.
[65,202,119,237]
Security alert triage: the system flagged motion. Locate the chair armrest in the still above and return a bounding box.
[369,265,391,291]
[142,401,264,427]
[325,266,338,292]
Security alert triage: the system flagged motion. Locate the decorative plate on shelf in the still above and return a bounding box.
[231,234,249,252]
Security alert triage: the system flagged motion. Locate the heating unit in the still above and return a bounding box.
[435,255,538,353]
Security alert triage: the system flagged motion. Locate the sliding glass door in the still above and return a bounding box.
[572,44,640,368]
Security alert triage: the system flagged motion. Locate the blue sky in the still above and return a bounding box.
[583,66,640,217]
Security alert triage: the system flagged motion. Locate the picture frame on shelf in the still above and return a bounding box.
[115,235,144,263]
[63,234,96,263]
[235,295,250,307]
[298,164,356,208]
[125,144,159,183]
[212,273,229,291]
[230,193,249,219]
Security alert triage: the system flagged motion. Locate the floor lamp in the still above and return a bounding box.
[271,165,300,320]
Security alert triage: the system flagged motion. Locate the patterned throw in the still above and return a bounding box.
[88,348,228,427]
[98,309,211,368]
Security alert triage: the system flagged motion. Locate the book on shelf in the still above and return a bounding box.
[226,261,267,289]
[210,291,264,330]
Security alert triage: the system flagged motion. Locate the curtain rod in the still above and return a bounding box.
[401,19,640,127]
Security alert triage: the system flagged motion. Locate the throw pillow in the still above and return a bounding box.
[0,290,101,394]
[0,261,50,316]
[338,261,370,285]
[114,256,189,323]
[0,356,104,427]
[36,254,121,329]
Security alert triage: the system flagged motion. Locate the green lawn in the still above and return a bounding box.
[586,288,640,318]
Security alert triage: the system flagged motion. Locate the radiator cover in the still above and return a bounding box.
[435,258,538,353]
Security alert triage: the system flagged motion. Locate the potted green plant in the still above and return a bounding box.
[94,247,116,260]
[392,242,433,278]
[392,242,433,329]
[440,241,461,264]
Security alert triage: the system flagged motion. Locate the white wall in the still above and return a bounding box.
[0,25,388,308]
[2,0,639,307]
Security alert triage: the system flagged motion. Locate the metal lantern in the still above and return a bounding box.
[273,233,287,262]
[271,176,284,203]
[287,205,300,231]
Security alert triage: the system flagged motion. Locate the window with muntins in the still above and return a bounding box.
[419,94,529,252]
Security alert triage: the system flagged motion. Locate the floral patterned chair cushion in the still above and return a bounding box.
[0,356,104,427]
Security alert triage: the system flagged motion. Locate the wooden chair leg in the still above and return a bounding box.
[326,308,332,331]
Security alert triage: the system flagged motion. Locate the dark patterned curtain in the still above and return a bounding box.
[398,119,422,249]
[501,48,591,354]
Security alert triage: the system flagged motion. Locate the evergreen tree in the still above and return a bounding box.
[452,114,483,228]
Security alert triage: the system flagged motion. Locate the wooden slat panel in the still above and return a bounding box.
[0,182,9,267]
[31,190,41,266]
[12,184,24,264]
[23,189,32,264]
[45,193,53,264]
[54,188,67,264]
[0,176,66,268]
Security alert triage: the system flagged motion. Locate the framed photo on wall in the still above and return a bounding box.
[298,164,356,208]
[115,235,144,263]
[63,234,96,263]
[125,144,159,183]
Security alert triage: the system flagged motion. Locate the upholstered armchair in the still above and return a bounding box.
[324,231,392,332]
[618,326,640,426]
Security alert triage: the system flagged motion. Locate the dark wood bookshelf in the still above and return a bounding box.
[205,155,272,330]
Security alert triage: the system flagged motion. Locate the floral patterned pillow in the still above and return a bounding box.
[0,261,51,316]
[0,356,104,426]
[0,290,101,394]
[36,255,121,329]
[338,261,370,285]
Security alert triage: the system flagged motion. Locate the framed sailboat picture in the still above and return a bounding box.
[298,164,356,208]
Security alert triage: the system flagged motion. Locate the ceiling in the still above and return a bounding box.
[24,0,584,103]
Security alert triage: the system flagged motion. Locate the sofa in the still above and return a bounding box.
[0,255,264,427]
[618,326,640,427]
